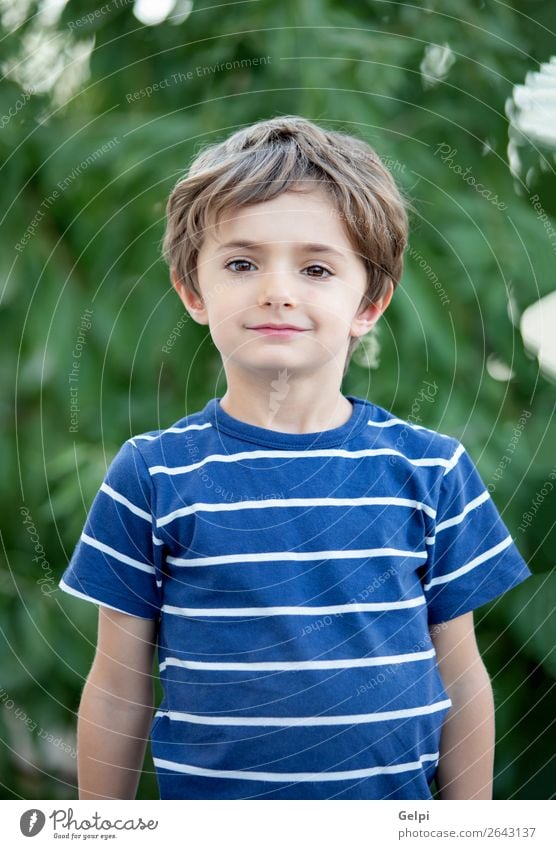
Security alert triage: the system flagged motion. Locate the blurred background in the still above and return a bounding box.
[1,0,555,800]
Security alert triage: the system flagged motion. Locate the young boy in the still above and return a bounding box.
[60,115,531,801]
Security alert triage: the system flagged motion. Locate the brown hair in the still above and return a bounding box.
[162,115,409,376]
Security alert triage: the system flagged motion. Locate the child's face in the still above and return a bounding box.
[172,187,392,379]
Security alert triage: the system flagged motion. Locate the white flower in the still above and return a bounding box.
[420,43,456,89]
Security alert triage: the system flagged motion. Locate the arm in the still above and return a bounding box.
[77,606,157,800]
[430,611,495,800]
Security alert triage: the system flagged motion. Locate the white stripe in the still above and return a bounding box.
[443,442,466,476]
[423,536,513,590]
[131,422,212,442]
[435,490,490,534]
[58,579,155,619]
[159,648,436,672]
[162,597,426,617]
[167,546,427,568]
[154,699,452,727]
[149,447,454,476]
[153,751,440,782]
[81,532,155,574]
[158,496,437,528]
[100,483,151,522]
[366,417,427,431]
[152,535,164,546]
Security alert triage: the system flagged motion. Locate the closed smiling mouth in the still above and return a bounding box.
[247,324,309,331]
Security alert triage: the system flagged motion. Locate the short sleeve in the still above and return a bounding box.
[59,439,162,620]
[422,440,532,625]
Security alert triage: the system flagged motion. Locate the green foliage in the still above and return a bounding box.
[1,0,555,800]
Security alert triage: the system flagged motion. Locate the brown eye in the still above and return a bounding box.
[305,265,332,278]
[226,259,255,272]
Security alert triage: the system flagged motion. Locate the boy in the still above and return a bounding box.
[60,115,531,800]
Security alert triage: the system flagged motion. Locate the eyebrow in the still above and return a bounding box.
[218,240,346,259]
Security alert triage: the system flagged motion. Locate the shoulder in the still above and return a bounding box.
[100,405,214,492]
[361,397,461,466]
[124,403,214,463]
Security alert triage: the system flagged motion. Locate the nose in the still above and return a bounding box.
[257,269,298,308]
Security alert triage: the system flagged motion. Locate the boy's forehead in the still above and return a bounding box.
[205,190,353,251]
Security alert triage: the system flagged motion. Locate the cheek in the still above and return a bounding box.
[317,290,355,322]
[209,299,243,334]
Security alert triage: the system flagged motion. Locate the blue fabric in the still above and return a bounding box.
[60,395,532,799]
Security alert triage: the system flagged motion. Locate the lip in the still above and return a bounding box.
[248,325,309,337]
[249,323,308,330]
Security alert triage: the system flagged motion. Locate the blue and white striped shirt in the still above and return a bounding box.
[60,394,531,799]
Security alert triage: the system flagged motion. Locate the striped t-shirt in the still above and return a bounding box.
[60,394,531,800]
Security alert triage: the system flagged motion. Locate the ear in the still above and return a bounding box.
[170,269,209,326]
[350,280,394,339]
